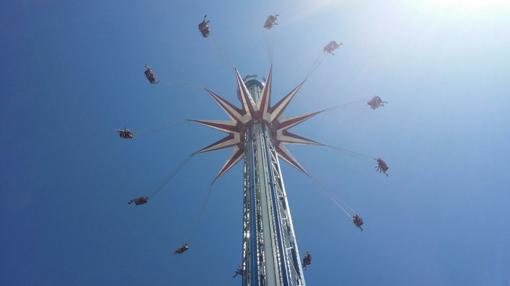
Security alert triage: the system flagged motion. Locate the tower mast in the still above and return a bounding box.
[192,67,324,286]
[240,80,305,286]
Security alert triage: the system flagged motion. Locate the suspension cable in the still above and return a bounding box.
[161,79,206,93]
[148,153,195,198]
[321,144,376,161]
[187,182,216,241]
[209,34,235,70]
[135,120,188,137]
[307,172,355,219]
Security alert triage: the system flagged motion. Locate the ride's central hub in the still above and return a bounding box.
[191,66,325,180]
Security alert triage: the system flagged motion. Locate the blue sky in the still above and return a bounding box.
[1,0,510,285]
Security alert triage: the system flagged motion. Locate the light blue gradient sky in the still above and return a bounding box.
[1,0,509,285]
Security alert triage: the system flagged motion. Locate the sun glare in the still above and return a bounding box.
[428,0,510,11]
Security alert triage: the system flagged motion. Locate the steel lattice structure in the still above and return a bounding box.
[192,67,324,286]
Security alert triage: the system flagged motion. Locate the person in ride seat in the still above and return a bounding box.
[144,65,159,84]
[323,41,343,55]
[174,242,190,254]
[264,14,279,29]
[352,214,364,231]
[198,15,210,38]
[128,196,149,206]
[233,266,244,278]
[367,96,387,110]
[375,158,389,176]
[117,128,135,139]
[302,251,312,270]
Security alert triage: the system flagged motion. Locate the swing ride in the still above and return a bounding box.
[115,13,391,286]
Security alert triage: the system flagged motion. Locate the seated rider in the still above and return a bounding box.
[198,15,210,37]
[233,266,244,278]
[302,251,312,270]
[174,242,190,254]
[144,65,158,84]
[375,158,389,176]
[117,129,134,139]
[128,196,149,205]
[264,14,279,29]
[324,41,342,55]
[352,214,364,231]
[367,96,387,110]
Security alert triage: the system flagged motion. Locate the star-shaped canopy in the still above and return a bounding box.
[191,66,324,181]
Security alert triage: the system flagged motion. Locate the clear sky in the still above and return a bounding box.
[1,0,510,285]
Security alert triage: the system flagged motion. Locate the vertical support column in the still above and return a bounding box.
[241,79,306,286]
[264,132,306,286]
[241,148,251,285]
[254,123,281,286]
[243,128,260,286]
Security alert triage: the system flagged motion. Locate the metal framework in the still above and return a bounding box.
[192,67,323,286]
[240,81,305,286]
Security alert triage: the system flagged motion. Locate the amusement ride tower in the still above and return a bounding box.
[192,67,324,286]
